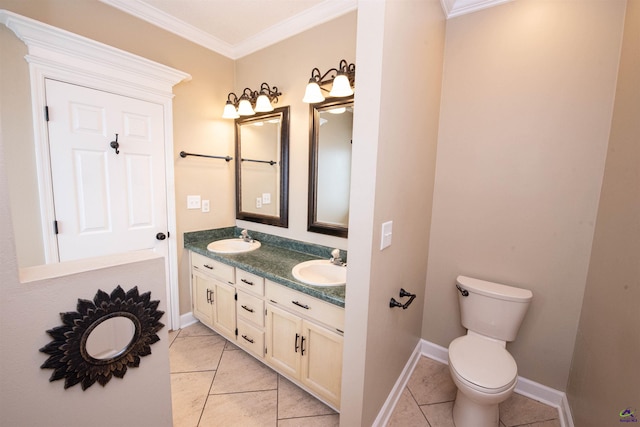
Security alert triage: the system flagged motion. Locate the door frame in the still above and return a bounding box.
[1,11,191,330]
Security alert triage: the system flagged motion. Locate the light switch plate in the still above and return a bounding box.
[381,220,393,250]
[262,193,271,204]
[256,197,262,208]
[187,195,201,210]
[201,200,210,213]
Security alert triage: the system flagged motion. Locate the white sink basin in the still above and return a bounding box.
[292,260,347,287]
[207,238,261,254]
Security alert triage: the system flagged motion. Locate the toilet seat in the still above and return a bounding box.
[449,335,517,393]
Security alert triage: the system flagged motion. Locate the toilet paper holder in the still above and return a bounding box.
[389,288,416,309]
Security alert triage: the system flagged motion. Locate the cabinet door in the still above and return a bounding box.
[213,280,236,339]
[265,304,302,379]
[301,321,343,409]
[192,271,214,327]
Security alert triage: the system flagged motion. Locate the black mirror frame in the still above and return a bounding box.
[235,106,290,228]
[39,286,164,390]
[307,97,353,238]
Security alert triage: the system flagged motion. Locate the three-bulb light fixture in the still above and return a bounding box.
[222,82,282,119]
[303,59,356,104]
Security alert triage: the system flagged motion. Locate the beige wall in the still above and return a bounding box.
[342,0,446,424]
[233,12,357,250]
[567,1,640,424]
[0,0,235,315]
[423,0,627,391]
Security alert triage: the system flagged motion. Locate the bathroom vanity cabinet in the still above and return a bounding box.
[189,250,344,409]
[265,280,344,408]
[191,252,236,339]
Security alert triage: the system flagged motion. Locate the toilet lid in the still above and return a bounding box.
[449,335,517,391]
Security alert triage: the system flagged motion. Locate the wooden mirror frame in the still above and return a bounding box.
[235,106,290,228]
[307,97,354,238]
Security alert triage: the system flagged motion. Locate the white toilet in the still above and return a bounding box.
[448,275,533,427]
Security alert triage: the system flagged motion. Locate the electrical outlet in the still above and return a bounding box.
[256,197,262,208]
[201,200,210,213]
[262,193,271,204]
[187,195,201,210]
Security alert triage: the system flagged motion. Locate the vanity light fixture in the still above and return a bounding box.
[222,82,282,119]
[303,59,355,104]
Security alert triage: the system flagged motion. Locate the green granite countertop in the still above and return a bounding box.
[184,227,346,307]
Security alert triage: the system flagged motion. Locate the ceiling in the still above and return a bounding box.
[100,0,512,59]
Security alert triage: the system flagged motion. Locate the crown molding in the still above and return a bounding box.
[0,9,191,95]
[100,0,356,60]
[440,0,514,19]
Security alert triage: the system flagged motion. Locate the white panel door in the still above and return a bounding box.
[45,79,168,262]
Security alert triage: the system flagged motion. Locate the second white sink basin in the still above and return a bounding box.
[207,238,261,254]
[292,260,347,287]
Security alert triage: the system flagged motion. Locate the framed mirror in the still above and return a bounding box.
[308,97,354,238]
[39,286,164,390]
[235,107,290,227]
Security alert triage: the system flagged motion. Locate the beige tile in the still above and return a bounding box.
[171,371,214,427]
[421,401,455,427]
[199,390,277,427]
[277,376,336,420]
[169,335,226,373]
[388,388,431,427]
[407,357,457,405]
[178,321,218,337]
[278,414,340,427]
[500,393,560,427]
[224,340,241,351]
[210,347,277,394]
[168,329,179,346]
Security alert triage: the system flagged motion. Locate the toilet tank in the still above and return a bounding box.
[456,276,533,342]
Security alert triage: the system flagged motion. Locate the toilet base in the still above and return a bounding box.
[452,389,499,427]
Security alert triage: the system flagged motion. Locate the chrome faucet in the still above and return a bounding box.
[330,248,346,266]
[240,229,253,243]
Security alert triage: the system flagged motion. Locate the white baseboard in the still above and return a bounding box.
[179,312,198,329]
[376,338,574,427]
[372,341,423,427]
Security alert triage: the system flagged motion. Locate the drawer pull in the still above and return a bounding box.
[294,333,300,353]
[241,305,254,313]
[203,264,214,270]
[292,300,310,310]
[241,335,254,344]
[241,278,254,286]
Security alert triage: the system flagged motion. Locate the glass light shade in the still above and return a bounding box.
[237,99,255,116]
[222,102,239,119]
[329,74,353,97]
[254,94,274,112]
[327,107,346,114]
[303,81,325,103]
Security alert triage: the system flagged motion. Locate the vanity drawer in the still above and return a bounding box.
[236,269,265,295]
[237,290,265,327]
[237,318,265,358]
[266,280,344,332]
[191,252,235,284]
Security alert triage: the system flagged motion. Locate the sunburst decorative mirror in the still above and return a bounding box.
[39,285,164,390]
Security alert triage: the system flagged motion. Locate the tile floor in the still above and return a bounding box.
[169,322,561,427]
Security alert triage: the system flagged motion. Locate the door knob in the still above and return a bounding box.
[156,232,167,241]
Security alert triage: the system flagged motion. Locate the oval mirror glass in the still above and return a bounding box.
[85,315,137,360]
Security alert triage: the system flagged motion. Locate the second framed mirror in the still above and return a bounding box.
[236,106,290,227]
[308,97,353,238]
